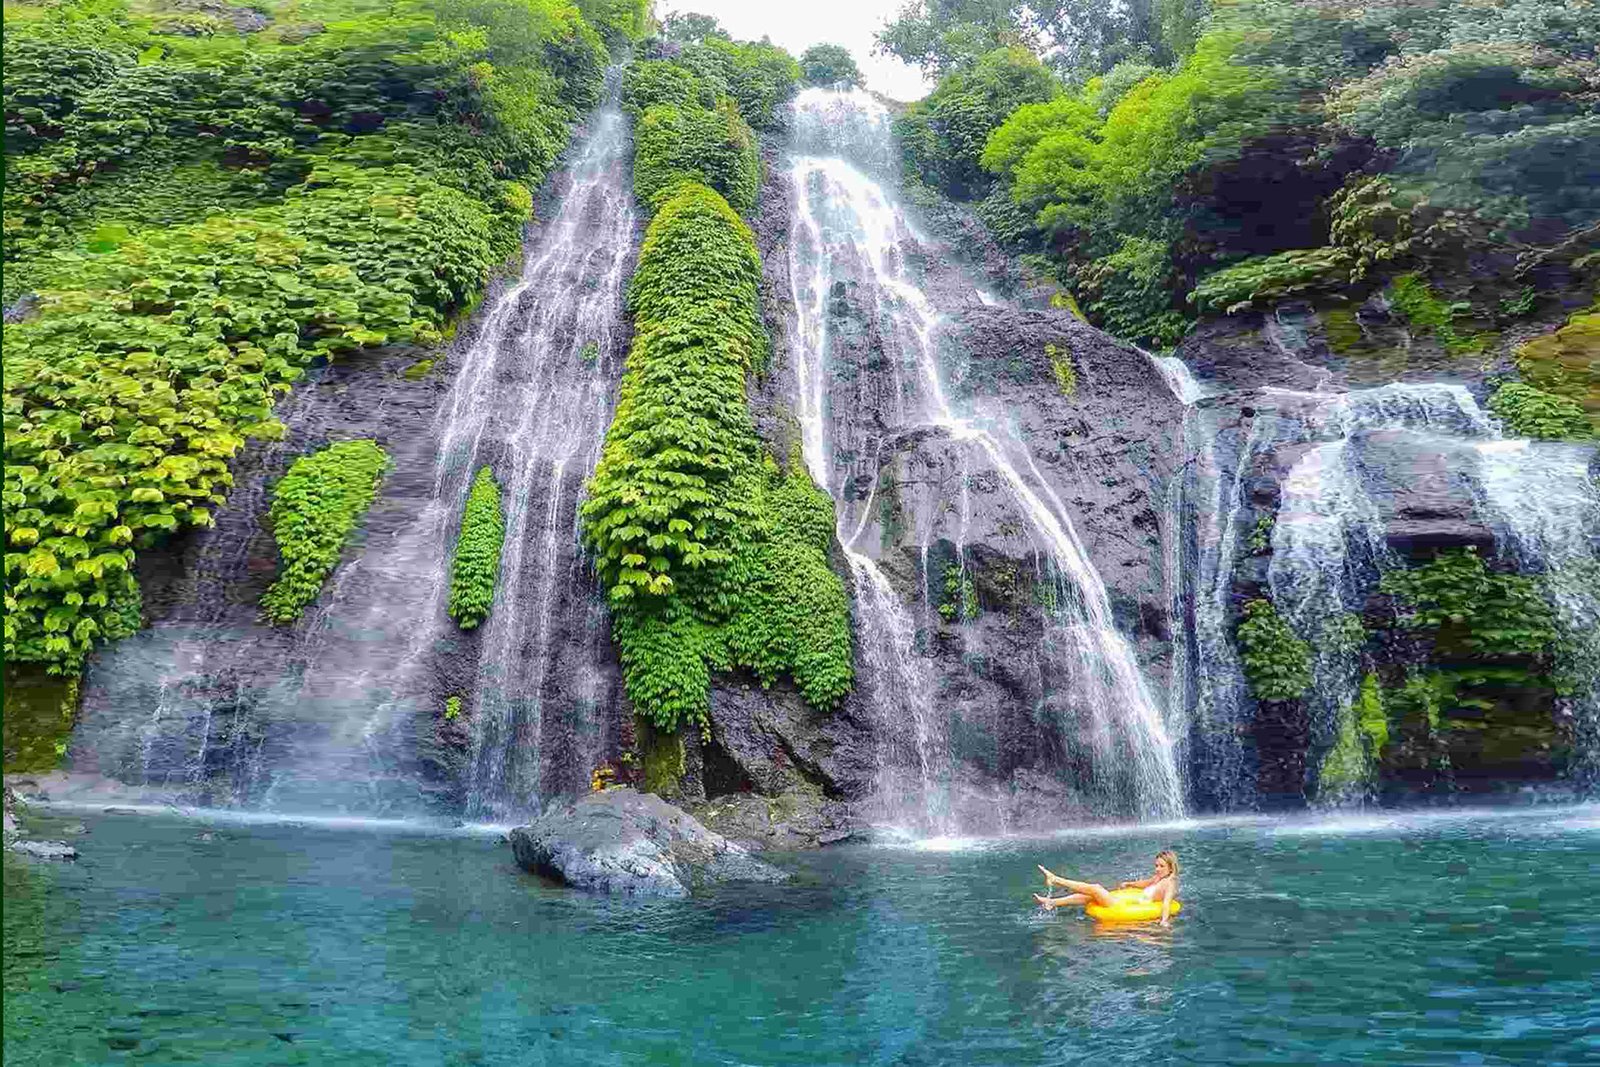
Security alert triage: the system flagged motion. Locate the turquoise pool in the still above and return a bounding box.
[5,804,1598,1065]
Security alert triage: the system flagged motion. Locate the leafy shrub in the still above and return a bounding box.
[1379,547,1559,660]
[582,180,851,732]
[675,38,799,131]
[1071,235,1190,348]
[260,440,388,624]
[1487,383,1593,441]
[622,59,714,115]
[1237,598,1312,702]
[896,46,1058,200]
[1191,247,1356,314]
[448,466,505,629]
[633,99,759,214]
[799,43,862,87]
[937,563,979,623]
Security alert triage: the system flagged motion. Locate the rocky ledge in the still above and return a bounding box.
[509,788,789,898]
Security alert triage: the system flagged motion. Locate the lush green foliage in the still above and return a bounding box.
[1385,274,1486,355]
[1488,383,1594,440]
[1513,309,1600,434]
[583,176,851,733]
[1317,670,1387,801]
[896,47,1057,199]
[938,563,979,622]
[876,0,1206,77]
[260,440,388,623]
[633,100,759,214]
[957,0,1600,345]
[1379,548,1559,661]
[1245,514,1272,556]
[447,466,505,629]
[800,43,862,87]
[3,0,604,669]
[1237,598,1311,703]
[1191,247,1356,314]
[668,37,799,131]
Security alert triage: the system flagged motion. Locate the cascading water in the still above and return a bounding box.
[784,87,1184,824]
[69,90,635,817]
[1171,373,1600,805]
[1476,438,1600,789]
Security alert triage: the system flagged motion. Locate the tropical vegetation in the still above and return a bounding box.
[3,0,635,671]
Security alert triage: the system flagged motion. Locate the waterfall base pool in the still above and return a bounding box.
[5,805,1597,1065]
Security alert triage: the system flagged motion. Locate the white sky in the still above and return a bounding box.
[656,0,935,102]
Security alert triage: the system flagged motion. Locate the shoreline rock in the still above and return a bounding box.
[509,788,789,897]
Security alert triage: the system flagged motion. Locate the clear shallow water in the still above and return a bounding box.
[5,805,1598,1065]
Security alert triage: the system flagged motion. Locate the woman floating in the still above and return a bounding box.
[1033,850,1181,925]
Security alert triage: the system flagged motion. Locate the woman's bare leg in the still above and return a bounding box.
[1045,879,1115,907]
[1034,893,1089,909]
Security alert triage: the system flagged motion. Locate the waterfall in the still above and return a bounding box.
[1476,439,1600,788]
[70,92,634,817]
[784,87,1184,823]
[1171,373,1600,805]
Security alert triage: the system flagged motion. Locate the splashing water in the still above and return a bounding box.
[784,88,1184,823]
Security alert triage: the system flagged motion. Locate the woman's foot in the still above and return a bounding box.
[1033,893,1060,909]
[1038,864,1063,888]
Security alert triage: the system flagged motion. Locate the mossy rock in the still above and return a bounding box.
[1515,311,1600,432]
[636,715,686,797]
[3,664,80,772]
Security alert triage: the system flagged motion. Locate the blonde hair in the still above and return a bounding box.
[1156,849,1180,875]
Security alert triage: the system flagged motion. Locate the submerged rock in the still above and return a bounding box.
[509,788,788,897]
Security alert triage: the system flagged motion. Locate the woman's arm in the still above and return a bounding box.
[1159,878,1176,926]
[1119,876,1155,889]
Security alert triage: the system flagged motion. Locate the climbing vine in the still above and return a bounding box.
[447,466,505,630]
[583,172,850,733]
[260,440,388,624]
[1237,598,1312,702]
[938,563,979,622]
[1379,548,1558,661]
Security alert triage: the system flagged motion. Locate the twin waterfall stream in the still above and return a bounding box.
[62,88,1599,829]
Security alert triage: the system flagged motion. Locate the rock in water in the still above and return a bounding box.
[8,840,78,860]
[509,788,788,897]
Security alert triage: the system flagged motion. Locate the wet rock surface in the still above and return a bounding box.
[509,788,788,897]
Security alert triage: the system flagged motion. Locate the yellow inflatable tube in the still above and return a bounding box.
[1084,888,1181,923]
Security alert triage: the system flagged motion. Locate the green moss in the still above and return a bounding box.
[1513,310,1599,432]
[444,695,462,721]
[447,466,505,630]
[1356,671,1388,758]
[1045,341,1077,397]
[1245,514,1273,556]
[260,440,389,624]
[635,715,685,796]
[1321,306,1365,354]
[633,99,759,215]
[1237,598,1312,703]
[402,359,436,381]
[2,663,81,772]
[1387,273,1490,355]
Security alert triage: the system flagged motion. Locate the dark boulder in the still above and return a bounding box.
[508,788,788,897]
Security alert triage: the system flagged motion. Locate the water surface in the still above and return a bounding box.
[5,805,1597,1065]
